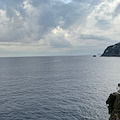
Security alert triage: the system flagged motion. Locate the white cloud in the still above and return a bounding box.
[0,0,120,56]
[86,0,120,41]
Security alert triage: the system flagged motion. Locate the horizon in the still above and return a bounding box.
[0,0,119,57]
[0,54,98,58]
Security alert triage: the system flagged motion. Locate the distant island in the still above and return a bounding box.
[93,55,96,57]
[101,42,120,57]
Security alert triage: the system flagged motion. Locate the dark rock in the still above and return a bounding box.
[101,42,120,57]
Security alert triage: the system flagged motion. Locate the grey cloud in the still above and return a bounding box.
[0,0,96,42]
[73,0,103,5]
[53,1,94,29]
[0,0,23,8]
[113,3,120,17]
[95,19,111,30]
[49,38,71,48]
[0,0,64,42]
[81,34,113,41]
[0,0,105,49]
[0,0,119,56]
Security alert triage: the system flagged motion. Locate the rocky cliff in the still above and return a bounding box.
[101,42,120,57]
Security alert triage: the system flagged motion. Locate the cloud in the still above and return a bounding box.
[80,34,112,41]
[42,26,71,48]
[0,0,93,43]
[0,0,120,56]
[95,19,111,30]
[85,0,120,41]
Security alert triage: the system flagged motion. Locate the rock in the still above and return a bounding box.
[93,55,96,57]
[101,42,120,57]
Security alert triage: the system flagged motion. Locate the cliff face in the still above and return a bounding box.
[101,43,120,57]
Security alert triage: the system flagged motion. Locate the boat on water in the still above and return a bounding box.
[93,55,96,57]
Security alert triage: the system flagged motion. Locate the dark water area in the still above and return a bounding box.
[0,56,119,120]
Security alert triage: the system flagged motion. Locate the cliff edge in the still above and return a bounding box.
[101,42,120,57]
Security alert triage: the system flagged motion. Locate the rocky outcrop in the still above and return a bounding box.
[101,43,120,57]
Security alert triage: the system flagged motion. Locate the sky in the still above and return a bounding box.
[0,0,120,57]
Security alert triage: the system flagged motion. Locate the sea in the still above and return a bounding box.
[0,55,119,120]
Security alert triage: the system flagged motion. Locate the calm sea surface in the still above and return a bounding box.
[0,56,120,120]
